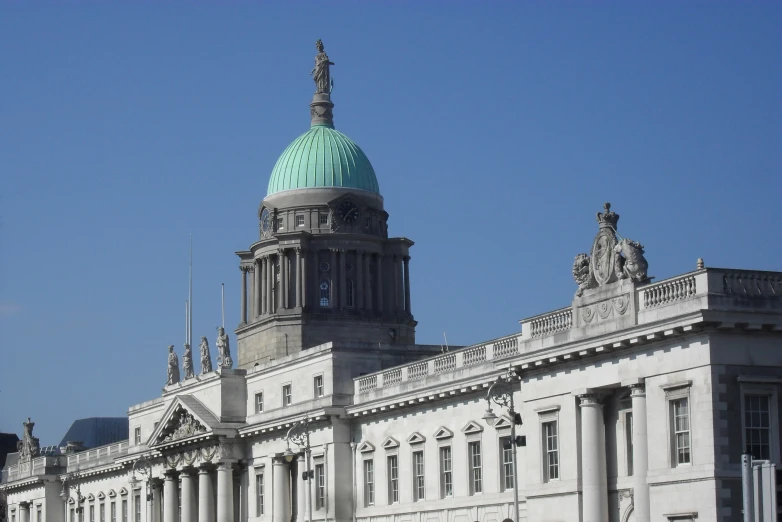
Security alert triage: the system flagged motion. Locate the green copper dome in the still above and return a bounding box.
[266,124,380,196]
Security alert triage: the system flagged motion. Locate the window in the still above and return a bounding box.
[363,460,375,506]
[255,392,264,413]
[89,505,94,522]
[364,217,370,228]
[744,394,772,460]
[314,375,324,398]
[626,411,634,476]
[543,420,559,481]
[277,218,284,230]
[37,507,42,522]
[12,512,16,522]
[296,215,305,227]
[387,455,399,504]
[346,279,355,308]
[439,446,453,498]
[71,509,76,522]
[100,502,105,522]
[111,502,116,522]
[282,384,292,406]
[121,500,127,522]
[670,397,691,466]
[500,436,514,491]
[255,472,264,516]
[468,441,483,494]
[319,280,330,307]
[319,213,328,225]
[315,463,325,510]
[413,451,425,501]
[134,496,141,522]
[134,427,141,445]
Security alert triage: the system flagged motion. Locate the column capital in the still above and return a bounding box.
[216,461,236,471]
[18,501,31,509]
[149,477,164,488]
[163,469,179,479]
[629,383,646,397]
[178,467,197,477]
[577,392,607,407]
[197,464,215,474]
[403,255,410,262]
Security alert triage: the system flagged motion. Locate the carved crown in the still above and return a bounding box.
[596,202,619,229]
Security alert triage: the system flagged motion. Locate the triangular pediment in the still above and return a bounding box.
[461,420,484,435]
[357,441,375,453]
[108,489,116,498]
[149,395,218,447]
[119,488,128,496]
[381,437,399,450]
[492,415,513,430]
[406,432,426,445]
[97,492,106,500]
[68,498,76,505]
[433,426,453,440]
[87,494,95,501]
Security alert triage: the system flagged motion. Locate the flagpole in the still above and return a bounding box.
[189,234,193,347]
[221,283,225,328]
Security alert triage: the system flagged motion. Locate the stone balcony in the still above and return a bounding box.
[1,455,66,484]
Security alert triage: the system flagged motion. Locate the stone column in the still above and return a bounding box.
[197,468,214,522]
[403,255,411,314]
[339,250,347,309]
[295,248,302,309]
[631,384,650,522]
[300,249,307,309]
[356,251,364,310]
[180,469,197,522]
[255,260,262,320]
[267,256,274,315]
[18,502,30,522]
[272,458,290,522]
[151,479,163,522]
[365,253,372,311]
[216,463,234,522]
[579,394,608,522]
[393,255,402,312]
[240,267,248,324]
[296,454,308,522]
[281,249,289,310]
[162,471,179,522]
[376,254,384,314]
[260,258,266,315]
[248,267,256,320]
[329,249,337,308]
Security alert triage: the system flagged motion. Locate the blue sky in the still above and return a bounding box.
[1,2,780,445]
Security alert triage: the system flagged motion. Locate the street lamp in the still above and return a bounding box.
[482,367,523,522]
[60,471,86,522]
[285,415,313,522]
[129,455,153,522]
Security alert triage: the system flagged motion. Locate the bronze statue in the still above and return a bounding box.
[167,345,180,385]
[311,39,334,94]
[199,336,213,374]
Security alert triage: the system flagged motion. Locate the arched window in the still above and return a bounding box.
[346,279,355,308]
[320,280,330,307]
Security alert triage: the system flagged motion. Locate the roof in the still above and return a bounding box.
[0,433,20,469]
[266,124,380,196]
[58,418,128,449]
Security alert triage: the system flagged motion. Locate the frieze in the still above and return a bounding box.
[579,294,631,326]
[158,409,207,444]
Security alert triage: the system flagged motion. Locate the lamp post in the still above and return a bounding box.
[482,367,522,522]
[285,415,313,522]
[60,471,86,522]
[129,456,153,522]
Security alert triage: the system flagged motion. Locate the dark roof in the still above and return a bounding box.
[58,418,128,449]
[0,433,20,469]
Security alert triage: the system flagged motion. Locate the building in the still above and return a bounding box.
[3,42,782,522]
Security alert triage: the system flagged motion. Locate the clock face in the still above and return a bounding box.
[336,200,360,224]
[260,208,272,238]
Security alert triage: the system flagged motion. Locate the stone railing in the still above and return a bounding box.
[354,334,520,395]
[720,270,782,298]
[66,440,129,470]
[528,308,573,337]
[3,455,65,483]
[642,274,697,309]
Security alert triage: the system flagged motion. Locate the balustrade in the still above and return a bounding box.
[462,345,486,366]
[433,354,456,373]
[642,275,697,308]
[529,308,573,337]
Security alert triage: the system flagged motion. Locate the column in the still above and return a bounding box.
[356,251,364,310]
[254,260,262,320]
[300,249,307,309]
[151,479,163,522]
[260,258,266,315]
[272,458,290,522]
[248,267,256,320]
[295,249,302,309]
[339,250,347,309]
[296,455,306,522]
[329,249,337,308]
[279,249,287,310]
[376,254,384,313]
[403,255,411,314]
[364,253,372,312]
[18,502,30,522]
[216,463,234,522]
[267,256,274,315]
[393,255,402,312]
[180,469,197,522]
[240,267,248,324]
[579,394,608,522]
[197,468,215,522]
[631,384,650,522]
[163,471,178,522]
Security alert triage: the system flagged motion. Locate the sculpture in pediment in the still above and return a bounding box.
[159,409,206,443]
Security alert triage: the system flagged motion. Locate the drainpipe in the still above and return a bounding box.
[350,441,357,522]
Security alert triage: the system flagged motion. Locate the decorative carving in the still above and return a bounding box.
[216,440,235,461]
[200,444,218,463]
[572,253,594,297]
[199,337,213,374]
[16,418,40,463]
[160,409,206,443]
[311,39,334,94]
[182,343,194,380]
[166,345,180,386]
[579,294,631,326]
[592,228,617,286]
[216,327,233,369]
[612,295,630,315]
[615,239,649,283]
[165,454,181,468]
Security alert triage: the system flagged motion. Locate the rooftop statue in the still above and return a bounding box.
[167,345,180,385]
[311,39,334,94]
[182,343,194,380]
[217,327,233,369]
[17,418,40,463]
[200,336,213,374]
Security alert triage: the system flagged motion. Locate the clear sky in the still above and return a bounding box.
[1,2,780,446]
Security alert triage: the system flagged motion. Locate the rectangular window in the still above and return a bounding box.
[387,455,399,504]
[500,436,514,491]
[134,496,141,522]
[346,279,354,308]
[255,472,264,516]
[90,505,94,522]
[439,446,453,498]
[12,513,16,522]
[543,420,559,481]
[363,460,375,507]
[37,507,42,522]
[100,503,105,522]
[468,441,482,494]
[413,450,425,501]
[626,411,634,476]
[319,214,328,225]
[745,394,771,460]
[314,376,324,398]
[315,463,325,510]
[134,427,141,445]
[122,500,127,522]
[282,384,292,406]
[71,509,76,522]
[255,392,264,413]
[670,397,691,466]
[111,502,116,522]
[277,218,284,230]
[296,215,305,227]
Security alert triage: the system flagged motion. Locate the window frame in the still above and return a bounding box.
[438,445,453,499]
[363,459,375,507]
[319,213,328,226]
[346,279,355,308]
[662,382,693,468]
[319,279,331,307]
[254,392,264,414]
[36,506,42,522]
[121,500,127,522]
[133,495,141,522]
[282,384,292,407]
[295,215,305,227]
[499,436,515,491]
[255,470,264,516]
[386,454,399,505]
[110,502,116,522]
[739,381,779,464]
[314,461,326,510]
[467,440,483,495]
[314,375,324,398]
[134,427,141,445]
[412,450,425,502]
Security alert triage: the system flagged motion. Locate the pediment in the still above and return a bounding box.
[461,420,484,435]
[492,415,513,430]
[433,426,453,440]
[357,441,375,453]
[149,395,218,446]
[406,432,426,445]
[119,488,128,496]
[87,494,95,501]
[97,492,106,500]
[108,490,116,498]
[381,437,399,450]
[68,498,76,505]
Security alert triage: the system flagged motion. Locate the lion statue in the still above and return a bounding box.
[572,253,594,296]
[614,239,648,282]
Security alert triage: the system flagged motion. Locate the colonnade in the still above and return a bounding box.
[150,463,232,522]
[240,248,411,324]
[577,383,649,522]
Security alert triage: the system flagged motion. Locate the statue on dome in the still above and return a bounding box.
[217,327,233,369]
[199,336,213,374]
[311,39,334,94]
[182,343,194,380]
[167,345,180,385]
